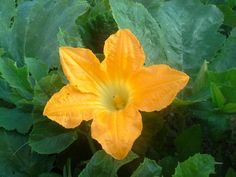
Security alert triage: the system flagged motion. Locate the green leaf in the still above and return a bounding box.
[218,5,236,27]
[29,119,78,154]
[225,168,236,177]
[0,129,55,177]
[24,57,49,81]
[226,0,236,8]
[57,28,84,48]
[0,0,15,25]
[211,28,236,71]
[210,82,225,108]
[223,103,236,113]
[131,158,162,177]
[208,69,236,103]
[155,0,225,75]
[135,0,164,17]
[0,0,89,66]
[0,78,23,104]
[0,58,32,99]
[0,107,33,134]
[78,150,138,177]
[175,125,202,161]
[172,153,216,177]
[109,0,166,65]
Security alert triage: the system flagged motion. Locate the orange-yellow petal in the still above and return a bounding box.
[91,106,142,160]
[43,85,99,128]
[102,29,145,79]
[130,65,189,112]
[59,47,106,94]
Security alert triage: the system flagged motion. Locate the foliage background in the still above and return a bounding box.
[0,0,236,176]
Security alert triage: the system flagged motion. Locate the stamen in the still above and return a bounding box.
[113,95,126,110]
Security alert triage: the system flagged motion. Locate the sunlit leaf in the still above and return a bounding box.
[172,153,215,177]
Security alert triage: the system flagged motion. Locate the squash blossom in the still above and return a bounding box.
[43,29,189,160]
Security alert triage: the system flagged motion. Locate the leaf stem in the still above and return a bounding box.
[87,135,97,154]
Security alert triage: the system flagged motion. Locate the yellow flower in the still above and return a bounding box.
[43,29,189,160]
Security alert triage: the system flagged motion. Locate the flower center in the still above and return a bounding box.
[113,95,127,110]
[100,82,130,111]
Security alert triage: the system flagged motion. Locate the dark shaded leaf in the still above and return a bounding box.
[175,125,202,160]
[0,129,55,177]
[29,119,78,154]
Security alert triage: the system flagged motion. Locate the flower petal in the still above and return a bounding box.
[59,47,106,94]
[130,65,189,112]
[102,29,145,79]
[43,85,99,128]
[91,106,142,160]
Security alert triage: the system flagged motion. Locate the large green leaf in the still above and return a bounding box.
[211,28,236,71]
[0,0,15,25]
[78,150,138,177]
[131,158,162,177]
[0,107,33,134]
[24,57,49,81]
[172,153,216,177]
[0,129,55,177]
[0,58,32,99]
[29,119,78,154]
[110,0,225,77]
[175,125,202,161]
[109,0,166,65]
[135,0,164,16]
[155,0,225,75]
[0,0,89,66]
